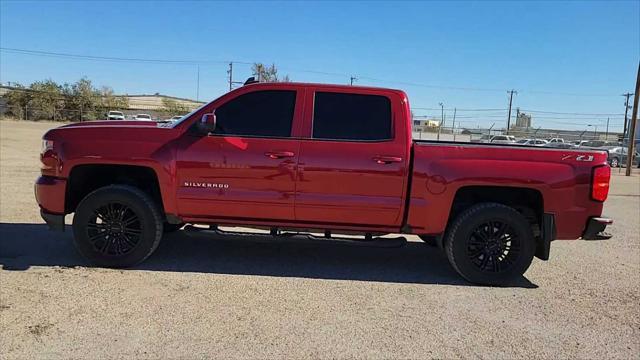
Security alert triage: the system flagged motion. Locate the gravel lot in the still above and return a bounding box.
[1,120,639,359]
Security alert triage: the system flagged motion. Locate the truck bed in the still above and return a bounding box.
[406,140,608,239]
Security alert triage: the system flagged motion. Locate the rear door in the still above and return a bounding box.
[294,88,410,227]
[175,87,303,221]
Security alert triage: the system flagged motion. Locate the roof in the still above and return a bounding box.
[242,81,405,94]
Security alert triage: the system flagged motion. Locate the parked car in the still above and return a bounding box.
[35,81,613,286]
[133,114,153,121]
[107,111,125,121]
[544,142,576,149]
[547,138,564,144]
[515,139,549,146]
[471,134,493,143]
[604,146,639,168]
[490,135,516,144]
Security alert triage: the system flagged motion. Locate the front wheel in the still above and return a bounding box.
[72,185,163,268]
[444,203,536,286]
[610,157,619,168]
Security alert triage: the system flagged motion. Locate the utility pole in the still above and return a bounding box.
[506,90,517,134]
[437,102,444,140]
[452,107,457,134]
[350,76,357,86]
[605,117,609,140]
[622,92,633,141]
[196,65,200,101]
[452,108,457,141]
[625,62,639,176]
[227,62,243,91]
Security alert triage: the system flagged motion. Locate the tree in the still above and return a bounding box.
[29,79,64,120]
[2,83,32,119]
[69,78,101,121]
[99,86,129,114]
[251,63,290,82]
[160,97,189,116]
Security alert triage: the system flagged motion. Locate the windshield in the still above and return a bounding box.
[516,139,528,144]
[137,114,151,119]
[110,111,123,116]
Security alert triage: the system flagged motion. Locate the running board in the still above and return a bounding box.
[182,225,407,248]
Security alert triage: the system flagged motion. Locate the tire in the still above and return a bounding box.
[444,202,536,286]
[163,222,184,233]
[610,157,619,168]
[72,185,163,268]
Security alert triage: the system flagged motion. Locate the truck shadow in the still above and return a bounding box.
[0,222,538,288]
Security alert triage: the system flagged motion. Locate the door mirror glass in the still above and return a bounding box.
[197,112,216,134]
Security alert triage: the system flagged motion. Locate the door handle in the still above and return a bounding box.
[372,155,403,164]
[265,151,295,159]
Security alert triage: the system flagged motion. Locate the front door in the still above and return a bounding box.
[175,89,301,221]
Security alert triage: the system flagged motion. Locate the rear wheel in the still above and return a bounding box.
[72,185,163,268]
[444,203,535,286]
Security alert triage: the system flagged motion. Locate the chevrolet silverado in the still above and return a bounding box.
[35,81,613,285]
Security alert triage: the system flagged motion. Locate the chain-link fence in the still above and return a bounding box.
[412,125,621,144]
[0,103,179,122]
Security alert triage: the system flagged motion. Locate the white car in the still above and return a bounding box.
[547,138,564,144]
[133,114,153,121]
[515,139,549,146]
[489,135,516,144]
[107,111,125,120]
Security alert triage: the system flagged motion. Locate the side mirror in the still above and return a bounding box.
[197,112,216,135]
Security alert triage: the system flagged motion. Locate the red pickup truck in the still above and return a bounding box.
[35,81,613,285]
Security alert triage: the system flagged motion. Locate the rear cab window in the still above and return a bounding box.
[312,92,392,141]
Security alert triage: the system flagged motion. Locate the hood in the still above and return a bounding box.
[58,120,160,129]
[43,120,180,145]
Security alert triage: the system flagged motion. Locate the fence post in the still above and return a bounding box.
[80,104,83,122]
[24,105,28,120]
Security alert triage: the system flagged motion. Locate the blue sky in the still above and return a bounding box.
[1,1,638,131]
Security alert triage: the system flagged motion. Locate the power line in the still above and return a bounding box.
[520,109,624,116]
[2,47,625,98]
[412,107,507,111]
[0,47,250,65]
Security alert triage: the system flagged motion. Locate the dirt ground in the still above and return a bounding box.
[1,120,639,359]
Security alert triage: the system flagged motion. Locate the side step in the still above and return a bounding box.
[182,225,407,248]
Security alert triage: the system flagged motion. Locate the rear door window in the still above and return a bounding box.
[312,92,392,141]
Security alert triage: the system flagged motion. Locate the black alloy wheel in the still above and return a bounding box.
[86,202,143,256]
[72,185,163,268]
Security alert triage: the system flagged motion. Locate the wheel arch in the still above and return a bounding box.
[65,164,165,216]
[441,185,546,257]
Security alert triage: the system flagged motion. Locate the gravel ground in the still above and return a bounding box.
[1,120,639,359]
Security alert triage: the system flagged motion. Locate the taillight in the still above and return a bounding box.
[591,165,610,202]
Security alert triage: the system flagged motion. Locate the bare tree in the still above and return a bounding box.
[251,63,290,82]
